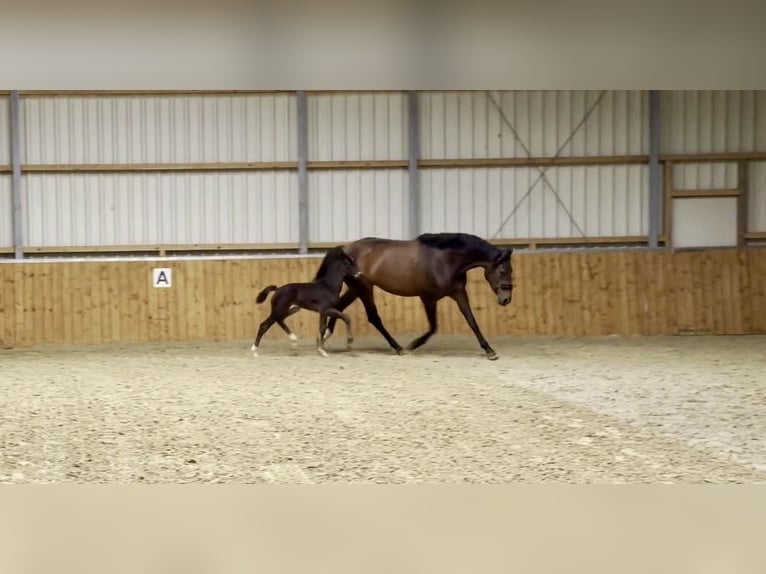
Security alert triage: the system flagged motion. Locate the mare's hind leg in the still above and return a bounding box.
[356,284,403,354]
[323,287,359,341]
[323,308,354,349]
[407,297,438,351]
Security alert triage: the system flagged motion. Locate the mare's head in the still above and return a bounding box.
[484,248,514,306]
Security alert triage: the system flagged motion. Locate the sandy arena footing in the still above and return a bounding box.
[1,334,764,483]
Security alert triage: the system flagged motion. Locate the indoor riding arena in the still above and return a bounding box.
[1,90,765,483]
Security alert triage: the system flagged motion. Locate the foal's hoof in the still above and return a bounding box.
[486,350,499,361]
[317,348,329,358]
[250,344,259,357]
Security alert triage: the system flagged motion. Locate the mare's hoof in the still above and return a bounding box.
[486,350,499,361]
[317,348,329,358]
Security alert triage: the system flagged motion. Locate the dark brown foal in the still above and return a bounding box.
[251,246,361,357]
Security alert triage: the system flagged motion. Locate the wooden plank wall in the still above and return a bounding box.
[1,249,765,348]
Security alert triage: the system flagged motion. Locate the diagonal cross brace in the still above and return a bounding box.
[487,90,608,240]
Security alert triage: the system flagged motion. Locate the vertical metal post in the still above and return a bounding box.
[296,90,309,253]
[648,90,662,249]
[9,91,24,259]
[737,160,748,247]
[408,90,420,239]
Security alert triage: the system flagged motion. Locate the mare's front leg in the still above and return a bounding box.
[407,296,438,351]
[450,288,498,360]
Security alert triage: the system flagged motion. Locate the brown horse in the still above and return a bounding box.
[324,232,514,360]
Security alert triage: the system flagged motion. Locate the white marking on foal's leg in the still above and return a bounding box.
[250,344,259,357]
[317,347,328,358]
[322,328,331,342]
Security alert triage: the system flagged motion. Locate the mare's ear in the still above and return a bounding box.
[494,249,512,265]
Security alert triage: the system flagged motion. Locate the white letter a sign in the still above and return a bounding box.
[153,268,172,288]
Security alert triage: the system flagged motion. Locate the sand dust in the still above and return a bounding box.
[1,334,764,483]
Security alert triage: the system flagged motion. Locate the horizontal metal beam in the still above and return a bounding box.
[1,235,651,257]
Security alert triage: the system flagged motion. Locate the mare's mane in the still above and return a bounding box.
[416,232,499,261]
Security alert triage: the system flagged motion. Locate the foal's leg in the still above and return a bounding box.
[407,296,438,351]
[323,288,359,341]
[251,314,278,357]
[277,319,298,344]
[316,313,330,357]
[323,308,354,349]
[450,287,497,360]
[277,305,301,344]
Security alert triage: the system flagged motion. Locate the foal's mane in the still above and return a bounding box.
[416,232,499,261]
[314,246,346,280]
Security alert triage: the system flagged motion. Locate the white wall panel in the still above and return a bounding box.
[750,162,766,232]
[661,91,766,153]
[0,96,9,165]
[308,169,408,243]
[420,91,647,159]
[672,198,738,248]
[22,94,297,164]
[0,175,11,248]
[307,93,407,161]
[672,162,738,190]
[23,172,298,247]
[662,91,766,194]
[421,166,647,239]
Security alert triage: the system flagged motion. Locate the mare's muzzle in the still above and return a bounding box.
[497,283,513,306]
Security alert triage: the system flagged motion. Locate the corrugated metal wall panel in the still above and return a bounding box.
[0,175,12,247]
[751,162,766,232]
[672,162,738,190]
[420,91,647,159]
[661,91,766,153]
[0,96,9,165]
[23,172,298,246]
[421,165,648,239]
[22,94,297,164]
[308,169,408,243]
[662,91,766,194]
[307,93,408,160]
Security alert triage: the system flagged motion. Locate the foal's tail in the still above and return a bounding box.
[256,285,278,304]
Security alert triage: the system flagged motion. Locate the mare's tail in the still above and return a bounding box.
[256,285,278,304]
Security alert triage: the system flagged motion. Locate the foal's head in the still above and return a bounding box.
[315,246,363,283]
[484,248,514,306]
